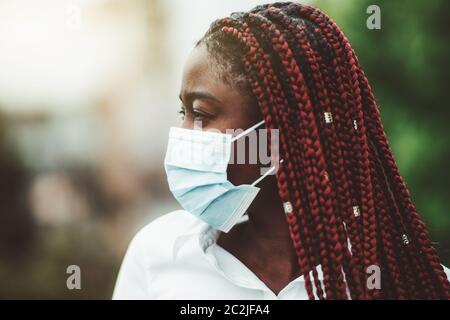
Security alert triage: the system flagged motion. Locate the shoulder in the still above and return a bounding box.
[132,209,203,243]
[125,210,205,263]
[443,264,450,281]
[113,210,205,299]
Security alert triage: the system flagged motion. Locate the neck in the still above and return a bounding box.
[247,174,290,233]
[217,176,300,280]
[246,195,291,241]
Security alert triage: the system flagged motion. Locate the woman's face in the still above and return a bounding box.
[179,43,260,132]
[178,44,263,186]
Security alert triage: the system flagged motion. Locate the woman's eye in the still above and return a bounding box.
[178,108,185,119]
[192,108,214,121]
[193,111,205,120]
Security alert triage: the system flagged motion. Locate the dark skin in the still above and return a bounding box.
[179,44,301,295]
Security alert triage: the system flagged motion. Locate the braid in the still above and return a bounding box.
[197,2,450,299]
[244,10,349,299]
[295,2,449,298]
[301,21,367,298]
[221,20,318,299]
[285,3,382,299]
[259,7,358,299]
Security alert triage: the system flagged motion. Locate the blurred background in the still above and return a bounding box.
[0,0,448,299]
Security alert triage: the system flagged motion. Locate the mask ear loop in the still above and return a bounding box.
[240,159,284,221]
[229,119,283,186]
[231,120,265,142]
[251,159,284,186]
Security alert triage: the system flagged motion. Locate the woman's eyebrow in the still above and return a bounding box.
[179,91,222,104]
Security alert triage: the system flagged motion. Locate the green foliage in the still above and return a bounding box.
[315,0,450,264]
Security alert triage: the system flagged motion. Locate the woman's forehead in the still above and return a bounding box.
[181,45,216,89]
[180,45,238,104]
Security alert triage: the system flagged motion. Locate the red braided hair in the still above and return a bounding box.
[197,2,450,299]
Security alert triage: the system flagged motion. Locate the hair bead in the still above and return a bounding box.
[352,205,360,217]
[283,201,294,214]
[402,234,410,246]
[324,112,333,124]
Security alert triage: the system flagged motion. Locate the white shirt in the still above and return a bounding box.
[113,210,450,300]
[113,210,327,299]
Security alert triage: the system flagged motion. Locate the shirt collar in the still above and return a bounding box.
[171,214,326,298]
[171,214,324,282]
[172,216,217,260]
[172,214,250,260]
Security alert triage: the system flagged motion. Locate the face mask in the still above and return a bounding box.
[164,120,279,232]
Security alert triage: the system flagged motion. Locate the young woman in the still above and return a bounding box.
[113,2,450,300]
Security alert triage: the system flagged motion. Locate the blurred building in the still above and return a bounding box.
[0,0,291,299]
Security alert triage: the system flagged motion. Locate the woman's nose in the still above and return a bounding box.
[181,118,193,130]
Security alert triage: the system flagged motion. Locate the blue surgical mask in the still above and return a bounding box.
[164,120,277,232]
